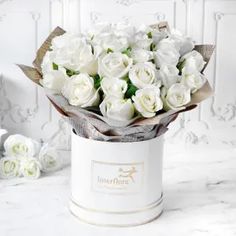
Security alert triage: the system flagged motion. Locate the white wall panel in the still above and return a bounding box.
[0,0,235,148]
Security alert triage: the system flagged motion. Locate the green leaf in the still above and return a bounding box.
[150,43,155,51]
[125,81,138,99]
[107,48,114,53]
[147,32,152,39]
[122,47,132,56]
[65,68,79,77]
[52,62,58,70]
[177,59,186,74]
[93,74,102,89]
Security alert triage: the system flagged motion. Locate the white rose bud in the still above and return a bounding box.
[101,77,127,98]
[129,62,160,89]
[92,32,129,52]
[39,145,63,173]
[100,96,135,121]
[132,86,163,118]
[181,63,206,93]
[4,134,40,158]
[20,157,41,180]
[98,52,133,79]
[62,73,100,107]
[0,157,20,179]
[180,50,206,72]
[163,83,191,110]
[154,39,180,68]
[130,49,153,63]
[157,65,180,89]
[40,70,68,93]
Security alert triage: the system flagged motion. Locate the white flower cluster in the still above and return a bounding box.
[41,22,206,122]
[0,134,63,180]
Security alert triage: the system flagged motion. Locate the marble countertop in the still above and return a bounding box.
[1,144,236,236]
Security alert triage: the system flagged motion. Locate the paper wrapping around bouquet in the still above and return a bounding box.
[17,22,214,142]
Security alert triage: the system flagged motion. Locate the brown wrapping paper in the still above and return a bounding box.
[17,22,214,142]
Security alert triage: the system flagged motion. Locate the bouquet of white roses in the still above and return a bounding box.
[18,21,214,142]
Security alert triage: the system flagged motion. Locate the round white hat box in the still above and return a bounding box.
[69,130,164,227]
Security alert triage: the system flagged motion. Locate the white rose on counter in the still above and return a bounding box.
[154,39,180,68]
[101,77,127,98]
[0,157,20,179]
[4,134,40,158]
[132,86,163,118]
[163,83,191,110]
[100,96,134,121]
[181,64,206,93]
[62,73,100,107]
[20,157,41,180]
[129,62,160,89]
[98,52,133,78]
[130,48,153,63]
[180,50,206,72]
[39,145,63,173]
[51,34,97,75]
[157,65,180,89]
[40,70,68,93]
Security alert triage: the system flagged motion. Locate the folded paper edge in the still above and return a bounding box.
[16,64,43,86]
[33,26,66,73]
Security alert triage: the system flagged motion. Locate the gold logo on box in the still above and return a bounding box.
[91,161,144,195]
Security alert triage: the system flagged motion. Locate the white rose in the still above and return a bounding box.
[181,64,206,93]
[157,65,180,89]
[154,39,180,68]
[40,70,68,93]
[129,62,160,89]
[62,73,100,107]
[132,86,163,118]
[20,157,41,180]
[4,135,40,158]
[163,83,191,110]
[131,32,153,50]
[0,157,20,179]
[100,96,134,121]
[87,22,113,39]
[180,50,206,72]
[130,48,153,63]
[151,30,168,45]
[51,34,97,75]
[169,29,194,56]
[113,22,136,42]
[92,32,129,52]
[39,145,62,173]
[101,77,127,98]
[98,52,133,79]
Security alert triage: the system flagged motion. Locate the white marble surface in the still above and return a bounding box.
[0,144,236,236]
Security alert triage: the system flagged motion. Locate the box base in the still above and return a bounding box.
[69,195,163,227]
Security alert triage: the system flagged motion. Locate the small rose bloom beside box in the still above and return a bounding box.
[0,133,63,179]
[17,21,214,226]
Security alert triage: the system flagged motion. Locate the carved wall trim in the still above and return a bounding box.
[211,12,236,123]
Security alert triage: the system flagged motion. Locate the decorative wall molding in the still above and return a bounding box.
[1,0,236,147]
[115,0,139,6]
[211,12,236,124]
